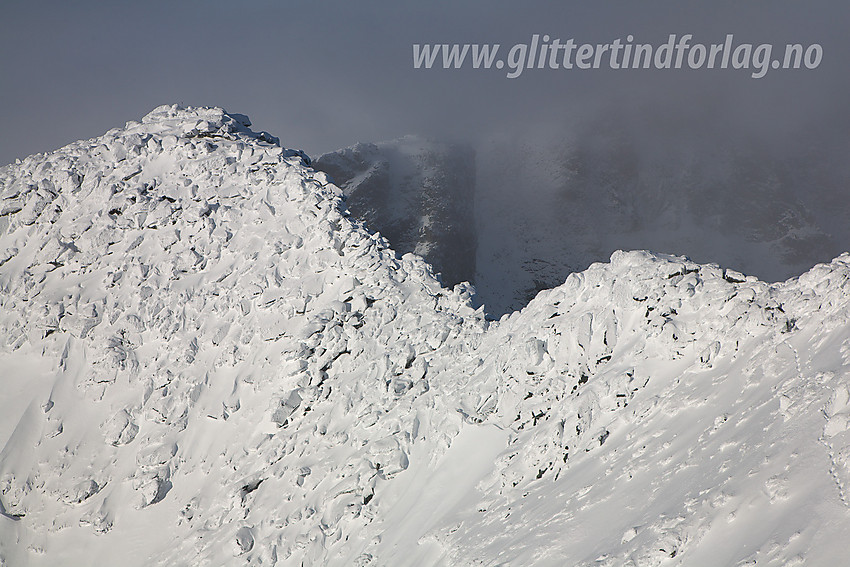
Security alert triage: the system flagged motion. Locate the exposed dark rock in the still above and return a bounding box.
[315,136,477,287]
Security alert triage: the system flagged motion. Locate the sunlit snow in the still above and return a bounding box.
[1,106,850,566]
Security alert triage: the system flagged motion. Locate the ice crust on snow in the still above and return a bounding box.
[1,105,850,566]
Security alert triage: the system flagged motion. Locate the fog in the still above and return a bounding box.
[3,0,849,311]
[3,1,847,161]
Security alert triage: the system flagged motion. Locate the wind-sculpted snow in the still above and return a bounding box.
[1,106,850,566]
[425,253,850,566]
[0,106,484,566]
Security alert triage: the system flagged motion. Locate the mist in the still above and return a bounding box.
[3,1,847,160]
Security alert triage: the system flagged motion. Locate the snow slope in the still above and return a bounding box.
[415,252,850,566]
[2,106,850,566]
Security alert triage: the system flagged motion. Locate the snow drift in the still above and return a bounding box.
[1,106,850,566]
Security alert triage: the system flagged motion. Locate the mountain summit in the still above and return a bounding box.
[1,106,850,566]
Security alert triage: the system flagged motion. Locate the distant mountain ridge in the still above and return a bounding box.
[475,126,850,315]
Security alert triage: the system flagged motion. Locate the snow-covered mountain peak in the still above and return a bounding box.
[0,105,482,565]
[2,107,850,566]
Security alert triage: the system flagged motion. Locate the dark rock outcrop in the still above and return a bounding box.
[315,136,477,287]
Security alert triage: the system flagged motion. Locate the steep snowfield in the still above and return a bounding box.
[417,253,850,566]
[2,106,850,566]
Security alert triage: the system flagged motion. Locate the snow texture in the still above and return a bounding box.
[1,105,850,566]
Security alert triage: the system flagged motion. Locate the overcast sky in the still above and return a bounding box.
[2,0,848,166]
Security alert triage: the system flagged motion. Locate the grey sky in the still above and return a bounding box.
[2,0,848,165]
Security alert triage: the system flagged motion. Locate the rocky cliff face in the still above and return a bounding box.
[314,136,477,288]
[314,126,848,319]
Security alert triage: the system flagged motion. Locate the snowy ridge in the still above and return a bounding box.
[430,252,850,565]
[1,106,850,566]
[0,105,483,566]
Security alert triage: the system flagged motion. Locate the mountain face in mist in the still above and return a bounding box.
[314,137,476,288]
[313,126,848,319]
[475,126,850,316]
[2,106,850,567]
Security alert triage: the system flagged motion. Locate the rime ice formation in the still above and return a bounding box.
[2,106,850,566]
